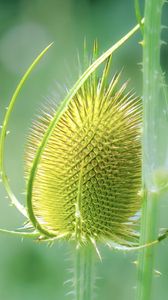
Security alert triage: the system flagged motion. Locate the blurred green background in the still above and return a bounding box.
[0,0,168,299]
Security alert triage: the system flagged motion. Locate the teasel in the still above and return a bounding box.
[0,20,152,300]
[25,55,142,248]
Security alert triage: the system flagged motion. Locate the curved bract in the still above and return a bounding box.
[26,57,142,246]
[0,43,53,218]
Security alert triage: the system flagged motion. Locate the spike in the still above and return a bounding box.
[154,269,162,277]
[139,40,144,46]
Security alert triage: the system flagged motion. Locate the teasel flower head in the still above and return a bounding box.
[0,23,143,252]
[25,43,142,249]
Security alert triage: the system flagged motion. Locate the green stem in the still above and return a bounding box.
[137,1,163,300]
[137,191,158,300]
[75,244,95,300]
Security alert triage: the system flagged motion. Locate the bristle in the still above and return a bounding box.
[25,60,142,247]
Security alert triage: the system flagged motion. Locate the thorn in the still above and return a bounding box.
[137,188,143,197]
[160,40,167,46]
[139,40,144,46]
[90,237,102,261]
[160,227,168,232]
[67,268,73,274]
[66,291,75,296]
[106,241,112,249]
[161,25,168,30]
[64,279,73,286]
[76,242,80,250]
[48,241,54,247]
[154,269,162,277]
[21,191,26,195]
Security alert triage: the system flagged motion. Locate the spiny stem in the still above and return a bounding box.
[75,244,95,300]
[137,1,163,300]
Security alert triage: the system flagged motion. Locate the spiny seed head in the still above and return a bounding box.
[25,53,142,247]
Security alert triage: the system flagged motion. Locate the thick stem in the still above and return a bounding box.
[136,191,158,300]
[75,244,95,300]
[136,1,163,300]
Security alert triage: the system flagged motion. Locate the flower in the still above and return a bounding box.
[0,21,144,251]
[25,64,142,248]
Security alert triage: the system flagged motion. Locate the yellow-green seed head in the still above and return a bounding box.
[25,57,142,247]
